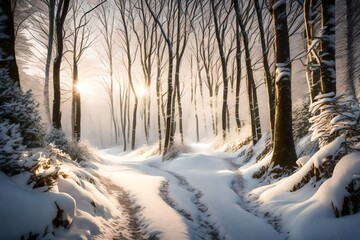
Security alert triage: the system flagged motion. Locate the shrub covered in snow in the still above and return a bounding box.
[0,121,25,166]
[293,98,311,142]
[0,145,119,239]
[66,140,100,162]
[45,127,68,151]
[0,69,44,148]
[310,93,360,149]
[163,142,193,160]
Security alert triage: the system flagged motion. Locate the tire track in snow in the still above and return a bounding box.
[100,178,160,240]
[150,164,222,240]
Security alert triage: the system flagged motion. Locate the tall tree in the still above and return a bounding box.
[116,0,138,150]
[211,0,234,140]
[303,0,321,102]
[345,0,356,98]
[233,0,262,144]
[69,0,107,141]
[97,3,118,143]
[52,0,70,129]
[193,1,217,135]
[270,0,297,168]
[171,0,198,144]
[154,23,166,151]
[253,0,274,136]
[0,0,20,85]
[145,0,175,154]
[320,0,336,94]
[131,0,156,144]
[44,0,55,125]
[234,18,242,132]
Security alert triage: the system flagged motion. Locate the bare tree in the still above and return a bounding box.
[233,0,262,144]
[171,0,198,144]
[0,0,20,85]
[234,17,242,132]
[211,0,235,139]
[144,0,175,154]
[302,0,321,103]
[116,0,138,150]
[193,1,217,135]
[345,0,356,98]
[190,56,200,142]
[155,21,167,151]
[97,3,118,143]
[270,0,297,168]
[44,0,55,125]
[68,0,106,141]
[320,0,336,94]
[253,0,274,136]
[130,0,156,144]
[52,0,70,129]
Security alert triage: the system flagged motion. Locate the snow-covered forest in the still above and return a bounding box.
[1,0,360,239]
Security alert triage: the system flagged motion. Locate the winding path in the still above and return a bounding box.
[97,145,282,240]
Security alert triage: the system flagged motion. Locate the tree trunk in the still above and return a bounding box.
[235,22,242,131]
[44,0,55,125]
[144,0,174,154]
[118,1,138,150]
[156,61,162,152]
[320,0,336,94]
[253,0,274,137]
[270,0,297,168]
[304,0,321,103]
[118,82,127,151]
[211,0,229,140]
[72,60,81,141]
[53,0,70,129]
[0,0,20,85]
[345,0,356,97]
[234,0,262,144]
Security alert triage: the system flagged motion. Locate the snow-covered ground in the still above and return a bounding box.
[97,142,280,240]
[1,138,360,240]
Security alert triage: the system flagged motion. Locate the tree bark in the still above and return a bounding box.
[235,21,242,131]
[253,0,274,137]
[145,0,174,154]
[320,0,336,94]
[0,0,20,85]
[52,0,70,129]
[44,0,55,125]
[304,0,321,103]
[345,0,356,97]
[234,0,262,144]
[211,0,229,140]
[270,0,297,168]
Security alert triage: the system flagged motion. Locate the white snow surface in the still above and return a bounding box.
[97,143,280,240]
[1,138,360,239]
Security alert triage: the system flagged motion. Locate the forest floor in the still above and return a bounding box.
[96,143,282,240]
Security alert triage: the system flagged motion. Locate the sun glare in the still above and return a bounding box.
[137,86,148,97]
[76,81,93,95]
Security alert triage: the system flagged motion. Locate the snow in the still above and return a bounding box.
[0,147,120,240]
[283,152,360,240]
[275,62,291,83]
[0,171,75,240]
[96,143,280,240]
[1,133,360,239]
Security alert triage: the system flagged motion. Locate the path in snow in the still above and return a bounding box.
[100,178,153,240]
[152,165,222,239]
[223,157,283,234]
[98,144,281,240]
